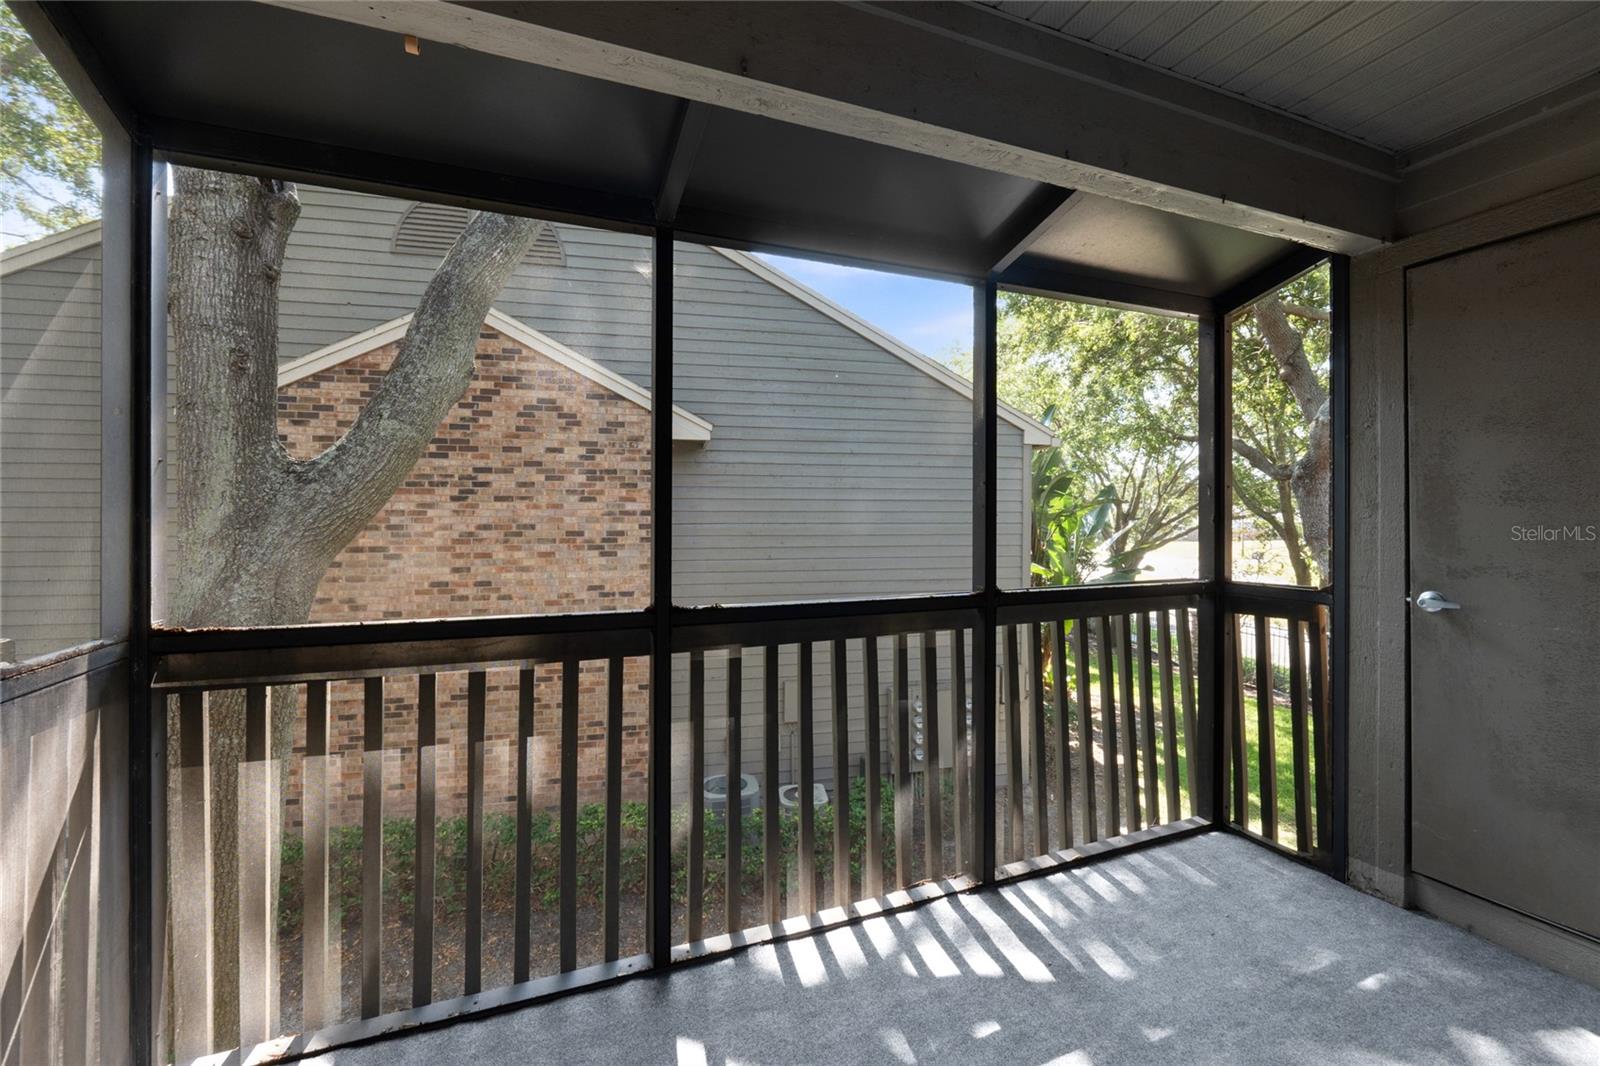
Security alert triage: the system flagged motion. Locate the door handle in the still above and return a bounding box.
[1412,590,1461,613]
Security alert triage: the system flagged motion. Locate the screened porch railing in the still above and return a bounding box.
[1223,595,1334,867]
[146,581,1345,1063]
[992,597,1205,877]
[155,626,654,1060]
[669,623,977,955]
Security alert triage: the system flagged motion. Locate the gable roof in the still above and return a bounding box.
[277,307,713,442]
[0,220,102,276]
[714,247,1055,446]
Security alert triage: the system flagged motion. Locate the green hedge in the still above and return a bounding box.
[278,775,911,934]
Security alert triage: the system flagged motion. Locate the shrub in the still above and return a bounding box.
[277,778,916,936]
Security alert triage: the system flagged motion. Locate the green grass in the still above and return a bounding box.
[1044,649,1313,850]
[1234,684,1319,852]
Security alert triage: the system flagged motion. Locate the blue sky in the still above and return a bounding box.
[757,254,973,365]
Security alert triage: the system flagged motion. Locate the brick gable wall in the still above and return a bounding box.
[276,324,652,827]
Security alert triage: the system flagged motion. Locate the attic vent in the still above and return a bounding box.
[391,202,566,266]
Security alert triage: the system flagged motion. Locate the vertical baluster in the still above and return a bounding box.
[415,676,438,1003]
[1028,623,1048,857]
[361,677,384,1019]
[1073,618,1097,843]
[559,659,579,973]
[304,682,332,1027]
[832,640,852,905]
[173,691,211,1057]
[893,634,912,886]
[239,685,270,1049]
[1309,607,1331,854]
[921,632,945,880]
[1095,617,1120,837]
[687,652,705,942]
[1177,609,1199,815]
[1051,620,1074,851]
[465,670,485,994]
[1229,615,1248,826]
[1289,619,1312,852]
[1003,625,1023,862]
[799,642,817,913]
[1138,612,1160,825]
[1118,615,1141,833]
[512,669,531,984]
[1158,613,1182,821]
[1255,614,1277,841]
[951,629,970,875]
[725,649,744,934]
[604,656,624,960]
[763,644,781,925]
[60,710,92,1066]
[864,638,884,897]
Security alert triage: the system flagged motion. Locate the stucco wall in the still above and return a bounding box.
[1345,176,1600,913]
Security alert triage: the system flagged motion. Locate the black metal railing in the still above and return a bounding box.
[1222,588,1333,867]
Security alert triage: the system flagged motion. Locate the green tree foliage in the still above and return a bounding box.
[984,268,1329,590]
[1230,265,1331,586]
[992,294,1199,579]
[1,3,101,239]
[1029,407,1136,586]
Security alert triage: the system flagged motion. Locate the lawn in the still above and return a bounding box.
[1063,651,1317,853]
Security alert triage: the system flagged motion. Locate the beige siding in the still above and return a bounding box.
[1,247,101,662]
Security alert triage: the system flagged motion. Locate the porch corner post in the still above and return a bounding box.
[1195,304,1228,824]
[647,227,674,963]
[973,278,999,881]
[128,137,164,1066]
[1329,253,1351,882]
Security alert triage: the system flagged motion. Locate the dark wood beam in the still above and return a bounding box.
[1213,245,1329,316]
[143,116,657,233]
[270,0,1394,251]
[655,100,709,225]
[998,261,1212,319]
[988,186,1077,275]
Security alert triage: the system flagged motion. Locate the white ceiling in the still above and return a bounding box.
[979,1,1600,152]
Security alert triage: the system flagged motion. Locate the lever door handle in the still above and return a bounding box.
[1412,590,1460,613]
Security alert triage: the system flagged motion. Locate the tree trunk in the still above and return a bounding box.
[166,167,541,1049]
[1253,297,1331,585]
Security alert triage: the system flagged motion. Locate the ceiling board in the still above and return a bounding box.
[979,1,1600,151]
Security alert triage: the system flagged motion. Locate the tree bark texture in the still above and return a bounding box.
[1253,296,1332,585]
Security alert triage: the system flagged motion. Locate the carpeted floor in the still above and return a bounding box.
[311,832,1600,1065]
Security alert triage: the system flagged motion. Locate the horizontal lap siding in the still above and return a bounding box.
[1,248,101,662]
[276,188,654,385]
[273,187,1026,602]
[10,187,1030,659]
[671,244,998,603]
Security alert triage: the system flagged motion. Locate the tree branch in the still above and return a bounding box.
[1280,301,1329,323]
[293,209,543,554]
[1253,296,1326,423]
[1231,437,1289,480]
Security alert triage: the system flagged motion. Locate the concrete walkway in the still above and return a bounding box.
[312,833,1600,1065]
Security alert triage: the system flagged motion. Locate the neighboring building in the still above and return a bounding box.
[1,185,1050,818]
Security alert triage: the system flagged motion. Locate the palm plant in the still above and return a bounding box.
[1030,406,1141,587]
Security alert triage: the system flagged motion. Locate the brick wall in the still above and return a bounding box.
[276,324,652,828]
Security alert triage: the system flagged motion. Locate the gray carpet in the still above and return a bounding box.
[312,833,1600,1065]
